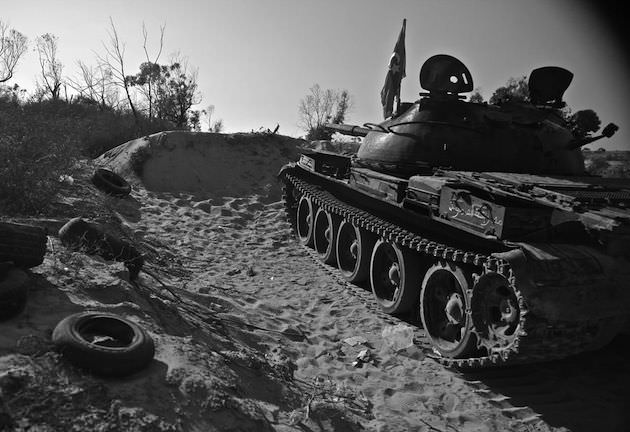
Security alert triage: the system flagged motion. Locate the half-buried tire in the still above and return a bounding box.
[58,217,144,279]
[0,264,29,321]
[0,222,47,269]
[91,168,131,197]
[52,311,155,377]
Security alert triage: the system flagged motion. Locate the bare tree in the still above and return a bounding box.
[97,18,138,120]
[140,22,165,119]
[211,118,224,133]
[206,104,215,130]
[67,61,120,109]
[298,84,352,140]
[35,33,63,100]
[0,20,28,83]
[66,61,97,100]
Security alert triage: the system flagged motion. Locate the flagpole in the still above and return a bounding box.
[381,19,407,119]
[396,19,406,117]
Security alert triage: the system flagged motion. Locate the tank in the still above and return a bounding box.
[278,53,630,368]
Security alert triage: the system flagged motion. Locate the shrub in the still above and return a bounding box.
[128,143,154,177]
[0,117,80,215]
[0,98,178,215]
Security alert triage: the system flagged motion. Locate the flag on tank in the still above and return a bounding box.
[381,19,406,119]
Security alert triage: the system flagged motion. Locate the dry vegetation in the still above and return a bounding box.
[583,149,630,178]
[0,93,175,215]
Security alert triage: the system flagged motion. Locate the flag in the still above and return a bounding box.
[381,19,406,119]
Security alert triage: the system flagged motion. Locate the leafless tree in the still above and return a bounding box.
[0,20,28,83]
[96,18,138,120]
[211,119,224,133]
[298,84,352,140]
[35,33,63,100]
[206,104,215,131]
[298,84,335,132]
[67,61,121,109]
[140,22,165,119]
[66,61,97,100]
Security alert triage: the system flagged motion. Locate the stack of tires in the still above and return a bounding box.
[0,222,47,321]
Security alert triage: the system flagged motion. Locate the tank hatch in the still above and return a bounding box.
[419,54,473,95]
[528,66,573,107]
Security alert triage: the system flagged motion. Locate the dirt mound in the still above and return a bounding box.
[96,131,306,201]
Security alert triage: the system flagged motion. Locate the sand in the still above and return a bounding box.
[1,131,628,431]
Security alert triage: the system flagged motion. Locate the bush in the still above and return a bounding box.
[0,113,80,215]
[585,158,610,176]
[128,143,154,177]
[0,98,178,215]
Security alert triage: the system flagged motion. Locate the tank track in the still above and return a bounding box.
[280,167,623,368]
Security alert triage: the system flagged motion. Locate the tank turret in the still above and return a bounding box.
[327,54,616,177]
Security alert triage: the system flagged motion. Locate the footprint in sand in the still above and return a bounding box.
[192,201,213,213]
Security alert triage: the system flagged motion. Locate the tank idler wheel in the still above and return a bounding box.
[420,262,477,358]
[336,221,376,283]
[313,208,340,265]
[470,272,521,353]
[370,240,422,315]
[296,196,316,247]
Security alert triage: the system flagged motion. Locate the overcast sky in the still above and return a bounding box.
[4,0,628,150]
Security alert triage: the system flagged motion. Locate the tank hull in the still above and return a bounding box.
[279,158,630,368]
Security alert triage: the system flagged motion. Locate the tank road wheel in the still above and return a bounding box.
[296,196,316,247]
[471,272,521,354]
[420,262,476,358]
[313,208,339,264]
[370,240,422,315]
[336,220,376,283]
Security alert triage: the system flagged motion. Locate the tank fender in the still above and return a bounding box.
[277,162,297,178]
[493,244,630,323]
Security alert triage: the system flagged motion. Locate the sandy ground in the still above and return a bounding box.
[1,131,629,432]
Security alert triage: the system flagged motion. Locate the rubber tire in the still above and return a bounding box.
[91,168,131,197]
[370,240,422,315]
[58,217,144,279]
[0,265,29,321]
[52,311,155,377]
[335,221,376,283]
[0,222,47,268]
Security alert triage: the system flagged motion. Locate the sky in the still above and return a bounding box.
[3,0,629,150]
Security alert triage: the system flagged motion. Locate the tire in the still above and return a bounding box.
[0,222,47,268]
[52,311,155,377]
[0,265,29,321]
[91,168,131,197]
[58,217,144,279]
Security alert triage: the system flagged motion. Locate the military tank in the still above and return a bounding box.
[278,53,630,368]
